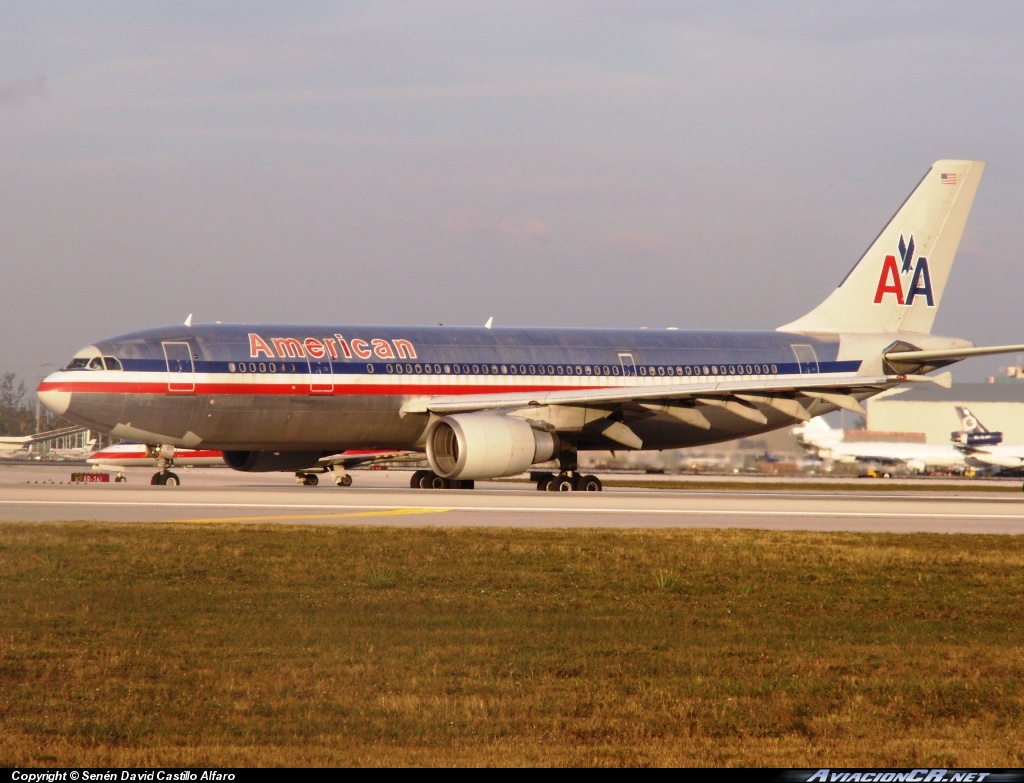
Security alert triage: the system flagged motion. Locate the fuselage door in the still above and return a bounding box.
[791,344,820,375]
[618,352,637,381]
[308,355,334,394]
[163,341,195,393]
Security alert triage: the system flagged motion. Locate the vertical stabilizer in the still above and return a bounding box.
[779,160,984,335]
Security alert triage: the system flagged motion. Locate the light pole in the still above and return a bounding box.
[35,359,52,435]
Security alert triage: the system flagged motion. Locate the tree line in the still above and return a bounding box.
[0,372,67,436]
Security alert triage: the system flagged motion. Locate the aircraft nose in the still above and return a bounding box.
[37,373,72,416]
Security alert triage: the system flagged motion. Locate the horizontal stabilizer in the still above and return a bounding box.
[883,343,1024,364]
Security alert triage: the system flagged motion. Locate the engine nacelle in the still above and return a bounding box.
[222,450,325,473]
[426,414,558,480]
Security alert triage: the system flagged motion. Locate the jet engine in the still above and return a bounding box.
[222,450,326,473]
[426,413,558,480]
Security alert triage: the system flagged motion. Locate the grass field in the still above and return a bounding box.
[2,523,1023,767]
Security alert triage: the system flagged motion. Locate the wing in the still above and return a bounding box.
[399,372,950,450]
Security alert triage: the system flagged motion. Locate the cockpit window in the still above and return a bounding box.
[63,346,107,371]
[103,357,122,371]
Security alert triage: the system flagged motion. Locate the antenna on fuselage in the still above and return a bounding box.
[484,316,493,329]
[184,314,193,327]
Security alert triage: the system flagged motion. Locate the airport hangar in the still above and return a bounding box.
[866,382,1024,444]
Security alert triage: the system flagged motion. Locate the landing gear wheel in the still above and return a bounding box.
[536,473,554,491]
[339,474,353,487]
[411,470,429,488]
[429,474,450,489]
[163,472,180,486]
[548,474,576,492]
[297,473,319,486]
[578,475,602,492]
[115,475,127,484]
[150,472,165,486]
[458,479,475,490]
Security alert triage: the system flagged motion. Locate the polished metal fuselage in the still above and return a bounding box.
[38,323,860,453]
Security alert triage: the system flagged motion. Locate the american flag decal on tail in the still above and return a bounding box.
[941,172,957,185]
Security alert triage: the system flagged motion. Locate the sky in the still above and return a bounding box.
[3,1,1024,385]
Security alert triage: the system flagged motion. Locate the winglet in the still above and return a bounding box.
[484,316,494,330]
[184,314,193,327]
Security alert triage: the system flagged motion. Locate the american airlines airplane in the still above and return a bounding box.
[36,160,1024,490]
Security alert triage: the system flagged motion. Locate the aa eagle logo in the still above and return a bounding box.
[873,234,934,307]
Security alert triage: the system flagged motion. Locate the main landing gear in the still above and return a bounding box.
[409,470,474,490]
[534,472,602,492]
[151,449,180,486]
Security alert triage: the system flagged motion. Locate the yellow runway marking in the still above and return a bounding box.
[175,507,451,524]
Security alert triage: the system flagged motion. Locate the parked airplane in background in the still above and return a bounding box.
[37,160,1024,490]
[86,442,420,486]
[49,437,98,460]
[0,425,90,457]
[951,406,1024,472]
[87,443,223,484]
[794,417,966,474]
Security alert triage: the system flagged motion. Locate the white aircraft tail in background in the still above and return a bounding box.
[951,407,1024,472]
[795,416,965,473]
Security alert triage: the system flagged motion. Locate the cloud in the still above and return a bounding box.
[445,208,549,244]
[606,229,663,256]
[0,75,45,108]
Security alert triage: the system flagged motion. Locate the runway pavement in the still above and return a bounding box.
[1,462,1023,533]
